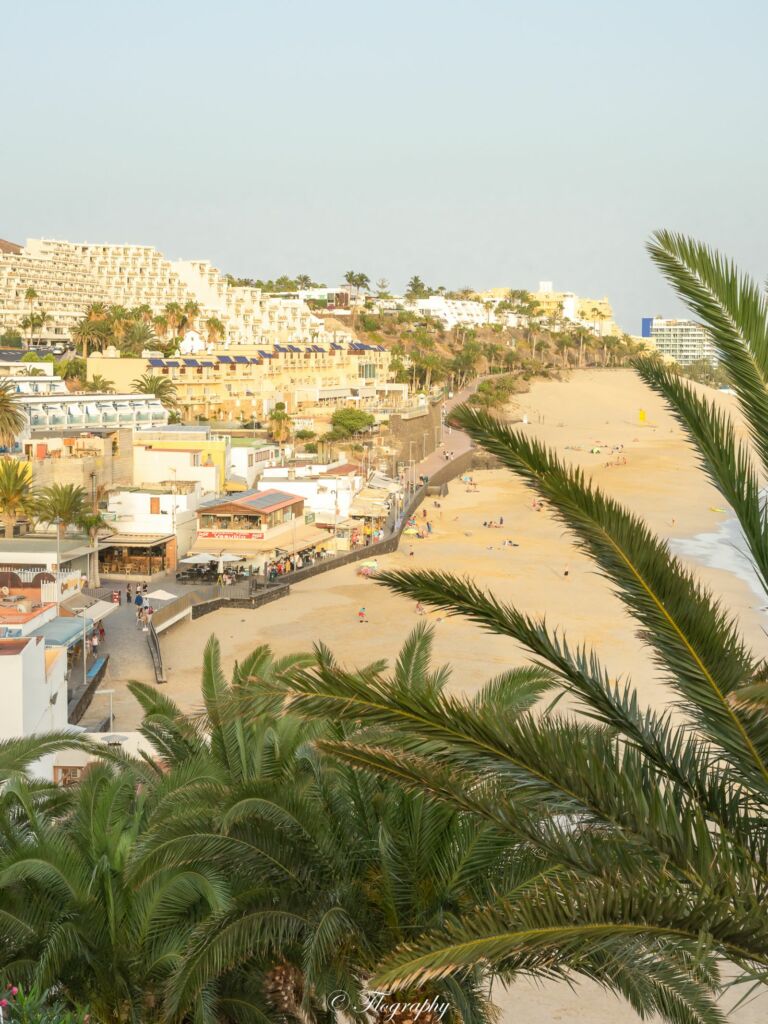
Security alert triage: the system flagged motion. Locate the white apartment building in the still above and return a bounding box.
[412,296,496,329]
[0,238,338,349]
[0,635,69,779]
[640,317,717,365]
[21,393,168,433]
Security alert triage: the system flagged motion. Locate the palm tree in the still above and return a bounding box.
[37,483,87,536]
[77,510,108,586]
[34,310,53,346]
[121,320,157,354]
[295,274,312,290]
[0,382,27,448]
[132,372,178,410]
[152,314,169,339]
[19,315,34,349]
[80,374,115,393]
[180,299,201,333]
[23,286,38,348]
[268,406,292,456]
[132,631,511,1024]
[72,317,109,359]
[204,316,225,344]
[275,236,768,1023]
[0,459,36,537]
[163,301,184,337]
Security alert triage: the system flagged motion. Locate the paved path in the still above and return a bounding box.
[410,379,480,482]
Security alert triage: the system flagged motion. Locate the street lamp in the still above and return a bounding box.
[96,688,115,732]
[53,517,62,614]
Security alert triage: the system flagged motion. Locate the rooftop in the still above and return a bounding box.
[0,537,92,558]
[200,488,303,514]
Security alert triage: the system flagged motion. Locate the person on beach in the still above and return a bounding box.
[415,601,425,615]
[358,606,368,624]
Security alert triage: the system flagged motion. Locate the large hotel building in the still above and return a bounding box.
[0,238,406,420]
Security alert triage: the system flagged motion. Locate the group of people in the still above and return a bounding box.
[264,551,318,582]
[482,517,504,528]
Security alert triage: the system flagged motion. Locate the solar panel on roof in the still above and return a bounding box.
[183,358,199,366]
[165,360,179,367]
[148,358,164,367]
[258,350,274,358]
[242,490,299,510]
[200,360,214,367]
[288,345,301,352]
[217,355,233,363]
[234,355,249,364]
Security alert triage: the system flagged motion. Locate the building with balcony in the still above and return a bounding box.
[0,237,357,350]
[20,393,168,433]
[87,340,398,423]
[640,317,717,365]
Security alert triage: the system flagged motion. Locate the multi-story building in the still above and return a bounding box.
[0,238,348,349]
[640,317,717,365]
[87,340,399,422]
[20,393,168,434]
[412,296,495,329]
[477,284,620,335]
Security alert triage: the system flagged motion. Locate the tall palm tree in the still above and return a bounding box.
[0,459,36,537]
[275,236,768,1024]
[77,510,108,587]
[204,316,225,344]
[180,299,201,333]
[0,382,27,448]
[72,317,109,359]
[37,483,87,536]
[163,301,184,338]
[132,372,178,410]
[23,286,38,348]
[152,314,169,339]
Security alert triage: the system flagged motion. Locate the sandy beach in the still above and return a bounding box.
[104,369,767,1023]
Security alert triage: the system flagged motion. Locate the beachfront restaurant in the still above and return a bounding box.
[98,533,177,578]
[190,489,331,568]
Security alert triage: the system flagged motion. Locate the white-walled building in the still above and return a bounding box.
[640,317,717,364]
[258,461,364,522]
[105,484,201,559]
[21,393,168,433]
[0,636,69,780]
[133,443,220,495]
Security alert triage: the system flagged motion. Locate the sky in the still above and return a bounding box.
[3,0,767,332]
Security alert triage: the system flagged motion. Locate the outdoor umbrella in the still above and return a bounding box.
[180,553,216,564]
[217,553,243,562]
[144,589,177,602]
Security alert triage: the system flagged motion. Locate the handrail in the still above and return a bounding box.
[147,619,166,684]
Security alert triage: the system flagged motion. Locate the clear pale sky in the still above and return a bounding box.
[3,0,766,332]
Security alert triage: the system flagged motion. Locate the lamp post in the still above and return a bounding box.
[81,607,88,695]
[53,517,62,614]
[97,688,115,732]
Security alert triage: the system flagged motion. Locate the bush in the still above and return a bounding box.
[303,442,318,453]
[294,429,316,440]
[359,314,381,332]
[0,331,23,348]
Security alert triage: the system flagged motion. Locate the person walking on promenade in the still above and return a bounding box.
[126,583,132,602]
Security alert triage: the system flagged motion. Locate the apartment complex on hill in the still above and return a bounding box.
[0,238,339,348]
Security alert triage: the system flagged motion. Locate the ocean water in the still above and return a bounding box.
[671,514,766,603]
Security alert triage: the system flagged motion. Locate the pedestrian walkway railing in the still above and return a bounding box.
[147,620,166,684]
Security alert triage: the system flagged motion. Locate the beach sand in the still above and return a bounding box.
[104,369,768,1023]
